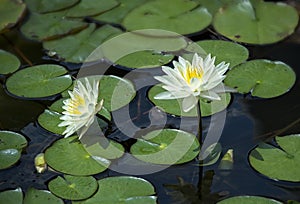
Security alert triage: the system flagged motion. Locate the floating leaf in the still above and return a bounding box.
[249,135,300,182]
[224,60,296,98]
[213,0,299,44]
[0,149,21,170]
[122,0,212,35]
[130,129,199,165]
[21,12,87,41]
[0,0,25,33]
[43,24,122,63]
[0,188,23,204]
[6,64,72,98]
[49,98,65,113]
[38,110,65,135]
[74,176,156,204]
[24,188,63,204]
[0,49,20,74]
[45,136,109,175]
[25,0,79,13]
[48,175,98,200]
[199,143,222,166]
[197,0,243,15]
[148,84,231,117]
[217,196,282,204]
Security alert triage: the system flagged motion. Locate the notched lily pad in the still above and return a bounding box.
[224,59,296,98]
[0,49,20,74]
[218,196,282,204]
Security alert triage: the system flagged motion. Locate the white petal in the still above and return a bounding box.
[182,95,198,112]
[200,91,221,101]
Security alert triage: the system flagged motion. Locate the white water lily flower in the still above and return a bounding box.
[58,78,104,139]
[154,53,234,112]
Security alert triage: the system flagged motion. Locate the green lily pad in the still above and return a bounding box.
[224,59,296,98]
[24,188,63,204]
[213,0,299,44]
[0,0,26,33]
[38,110,65,135]
[92,0,148,24]
[21,12,87,41]
[148,84,231,117]
[25,0,79,13]
[249,135,300,182]
[6,64,72,98]
[49,98,65,113]
[122,0,212,35]
[0,50,20,74]
[217,196,282,204]
[116,50,174,69]
[74,176,156,204]
[0,149,21,170]
[197,0,243,15]
[48,175,98,200]
[183,40,249,68]
[45,136,109,175]
[64,0,118,17]
[43,24,122,63]
[130,129,200,165]
[0,188,23,204]
[199,143,222,166]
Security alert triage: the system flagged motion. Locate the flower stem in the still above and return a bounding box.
[196,99,203,199]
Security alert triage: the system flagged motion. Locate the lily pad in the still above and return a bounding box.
[0,188,23,204]
[24,188,63,204]
[43,24,122,63]
[25,0,79,13]
[0,50,20,74]
[122,0,212,35]
[38,110,65,135]
[6,64,72,98]
[130,129,200,165]
[213,0,299,44]
[249,135,300,182]
[45,136,109,175]
[224,59,296,98]
[0,149,21,170]
[217,196,282,204]
[116,50,174,69]
[21,12,87,41]
[48,175,98,200]
[48,98,65,113]
[0,0,26,33]
[74,176,156,204]
[148,84,231,117]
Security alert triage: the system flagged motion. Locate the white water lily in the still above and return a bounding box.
[154,53,234,112]
[58,78,104,139]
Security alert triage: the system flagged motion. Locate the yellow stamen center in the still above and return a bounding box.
[184,66,203,84]
[67,94,85,115]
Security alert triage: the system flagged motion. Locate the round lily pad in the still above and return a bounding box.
[48,175,98,200]
[48,98,65,113]
[24,188,63,204]
[148,84,231,117]
[21,12,87,41]
[74,176,156,204]
[130,129,200,165]
[43,24,122,63]
[249,135,300,182]
[0,49,20,74]
[38,110,65,135]
[6,64,72,98]
[116,50,174,69]
[213,0,299,44]
[0,0,25,33]
[0,188,23,204]
[217,196,282,204]
[25,0,79,13]
[122,0,212,35]
[45,136,109,176]
[0,149,21,170]
[224,60,296,98]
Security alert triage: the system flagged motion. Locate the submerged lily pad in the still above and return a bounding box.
[38,109,65,135]
[45,136,109,175]
[21,12,87,41]
[249,135,300,182]
[6,64,72,98]
[43,24,122,63]
[0,50,20,74]
[213,0,299,44]
[217,196,282,204]
[148,85,231,117]
[0,0,26,33]
[224,60,296,98]
[25,0,79,13]
[74,176,156,204]
[0,188,23,204]
[130,129,200,165]
[122,0,212,35]
[48,175,98,200]
[24,188,63,204]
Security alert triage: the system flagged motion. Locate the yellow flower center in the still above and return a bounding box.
[67,94,85,115]
[184,66,203,84]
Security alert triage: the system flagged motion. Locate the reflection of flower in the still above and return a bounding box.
[58,78,103,139]
[154,53,234,112]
